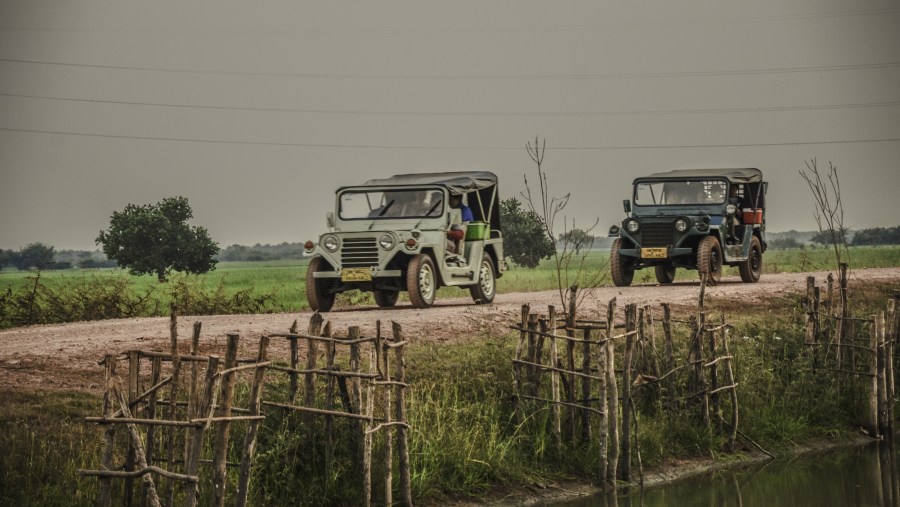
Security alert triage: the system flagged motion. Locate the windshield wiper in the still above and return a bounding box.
[378,200,396,217]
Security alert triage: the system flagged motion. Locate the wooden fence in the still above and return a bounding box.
[803,264,897,438]
[511,280,741,487]
[78,308,412,507]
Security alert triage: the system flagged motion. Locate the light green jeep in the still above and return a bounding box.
[304,171,506,310]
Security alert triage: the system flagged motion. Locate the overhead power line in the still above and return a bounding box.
[3,91,899,117]
[0,6,897,35]
[2,126,898,151]
[1,57,898,80]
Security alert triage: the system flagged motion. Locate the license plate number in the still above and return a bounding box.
[641,247,667,259]
[341,268,372,282]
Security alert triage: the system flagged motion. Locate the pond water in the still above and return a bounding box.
[550,440,900,507]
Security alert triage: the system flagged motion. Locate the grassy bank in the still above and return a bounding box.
[2,280,896,505]
[1,246,898,329]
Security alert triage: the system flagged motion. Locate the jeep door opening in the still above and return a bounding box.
[304,171,506,311]
[608,168,767,287]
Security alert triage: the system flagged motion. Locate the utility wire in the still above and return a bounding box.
[1,57,898,80]
[1,6,897,35]
[2,91,899,117]
[2,126,898,151]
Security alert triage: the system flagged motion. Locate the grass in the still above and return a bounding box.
[4,280,895,505]
[1,246,897,327]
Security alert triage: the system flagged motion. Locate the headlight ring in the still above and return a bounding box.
[323,234,340,252]
[625,219,640,233]
[379,233,395,250]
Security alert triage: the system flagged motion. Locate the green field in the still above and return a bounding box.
[1,246,898,328]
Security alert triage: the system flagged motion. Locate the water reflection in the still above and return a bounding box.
[552,439,899,507]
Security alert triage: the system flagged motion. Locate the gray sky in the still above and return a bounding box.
[1,1,899,251]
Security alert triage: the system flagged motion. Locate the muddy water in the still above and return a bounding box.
[551,441,900,507]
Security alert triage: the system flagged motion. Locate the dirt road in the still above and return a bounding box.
[2,267,898,392]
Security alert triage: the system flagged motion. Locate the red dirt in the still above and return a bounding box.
[2,267,898,393]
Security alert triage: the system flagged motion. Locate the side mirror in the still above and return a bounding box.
[326,212,335,230]
[623,200,632,214]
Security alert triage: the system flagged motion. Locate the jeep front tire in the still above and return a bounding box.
[610,238,635,287]
[306,257,336,312]
[407,254,436,308]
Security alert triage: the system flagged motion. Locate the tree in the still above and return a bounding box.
[15,243,56,270]
[500,197,555,268]
[557,228,595,254]
[97,196,219,282]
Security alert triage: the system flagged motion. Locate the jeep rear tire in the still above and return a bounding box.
[407,254,436,308]
[739,236,763,283]
[470,253,496,304]
[306,257,336,312]
[697,236,723,286]
[654,264,676,284]
[374,289,399,308]
[610,238,635,287]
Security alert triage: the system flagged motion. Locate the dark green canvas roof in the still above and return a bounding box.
[353,171,498,195]
[636,168,763,184]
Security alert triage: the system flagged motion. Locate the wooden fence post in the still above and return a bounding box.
[323,322,335,474]
[183,322,202,468]
[605,298,619,487]
[381,328,394,507]
[99,355,117,507]
[126,349,141,507]
[837,263,849,370]
[391,322,413,507]
[596,324,608,485]
[722,322,739,452]
[868,316,879,437]
[235,336,270,507]
[348,326,364,482]
[548,306,562,453]
[288,319,300,403]
[709,317,720,435]
[513,304,530,424]
[662,304,677,413]
[565,286,578,444]
[363,335,376,507]
[887,298,897,435]
[581,326,592,444]
[876,312,889,436]
[164,306,181,507]
[184,355,220,507]
[212,333,240,507]
[620,304,636,482]
[144,356,161,507]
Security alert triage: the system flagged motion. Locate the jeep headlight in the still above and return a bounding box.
[625,219,640,233]
[322,234,339,252]
[379,233,395,250]
[726,204,737,215]
[675,218,690,232]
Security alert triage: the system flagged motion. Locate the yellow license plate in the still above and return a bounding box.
[341,268,372,282]
[641,247,668,259]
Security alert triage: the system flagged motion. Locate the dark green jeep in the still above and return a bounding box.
[608,168,767,286]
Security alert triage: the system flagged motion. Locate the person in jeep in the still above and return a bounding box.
[608,168,767,287]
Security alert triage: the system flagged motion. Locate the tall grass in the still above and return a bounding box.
[2,281,896,505]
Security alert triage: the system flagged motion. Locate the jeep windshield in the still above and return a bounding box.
[339,188,445,219]
[634,179,728,206]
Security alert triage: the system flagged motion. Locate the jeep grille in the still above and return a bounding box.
[341,237,379,268]
[641,223,674,247]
